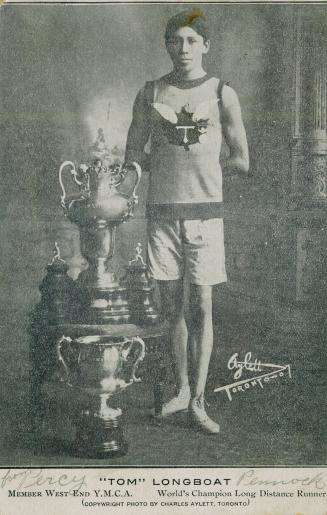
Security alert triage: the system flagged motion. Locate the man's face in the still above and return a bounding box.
[166,26,210,73]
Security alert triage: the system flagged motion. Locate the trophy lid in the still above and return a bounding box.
[128,243,147,269]
[88,128,112,168]
[124,242,152,289]
[46,242,69,273]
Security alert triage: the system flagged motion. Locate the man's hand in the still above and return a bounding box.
[221,86,249,176]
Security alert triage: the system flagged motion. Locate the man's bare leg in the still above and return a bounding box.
[188,284,219,433]
[158,279,190,415]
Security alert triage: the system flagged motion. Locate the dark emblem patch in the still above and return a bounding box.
[152,101,218,150]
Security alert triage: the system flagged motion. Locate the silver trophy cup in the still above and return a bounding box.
[56,334,145,457]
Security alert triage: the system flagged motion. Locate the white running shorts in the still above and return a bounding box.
[147,218,227,286]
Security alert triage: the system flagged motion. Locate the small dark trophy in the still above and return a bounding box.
[123,243,160,325]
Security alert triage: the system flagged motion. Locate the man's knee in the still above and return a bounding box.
[158,279,185,322]
[189,285,212,320]
[164,302,184,324]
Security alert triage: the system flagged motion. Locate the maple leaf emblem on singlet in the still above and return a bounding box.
[152,100,219,151]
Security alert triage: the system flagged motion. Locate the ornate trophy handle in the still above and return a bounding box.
[121,161,142,204]
[121,336,146,386]
[59,160,89,210]
[59,161,76,208]
[56,335,80,385]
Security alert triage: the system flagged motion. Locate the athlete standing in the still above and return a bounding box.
[125,9,249,433]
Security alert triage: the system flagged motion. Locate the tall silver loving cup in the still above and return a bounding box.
[58,159,142,323]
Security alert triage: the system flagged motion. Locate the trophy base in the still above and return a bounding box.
[72,390,129,459]
[130,310,161,326]
[74,414,128,459]
[89,286,131,324]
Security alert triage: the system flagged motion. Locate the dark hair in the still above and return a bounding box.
[164,9,210,43]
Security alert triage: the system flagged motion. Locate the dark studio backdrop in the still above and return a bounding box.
[0,3,326,465]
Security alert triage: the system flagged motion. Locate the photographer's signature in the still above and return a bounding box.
[228,351,263,379]
[214,352,291,401]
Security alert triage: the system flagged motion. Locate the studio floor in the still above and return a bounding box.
[0,313,326,468]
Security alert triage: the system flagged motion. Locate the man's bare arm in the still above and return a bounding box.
[125,88,151,170]
[221,86,249,175]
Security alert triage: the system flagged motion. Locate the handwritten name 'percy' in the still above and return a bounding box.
[0,469,87,492]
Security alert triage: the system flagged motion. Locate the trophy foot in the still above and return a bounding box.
[89,287,131,324]
[77,268,132,324]
[74,412,128,459]
[130,310,161,325]
[89,306,131,324]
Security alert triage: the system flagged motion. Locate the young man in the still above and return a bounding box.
[125,10,249,433]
